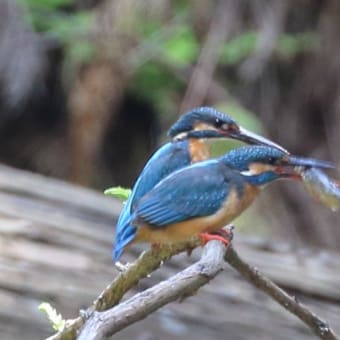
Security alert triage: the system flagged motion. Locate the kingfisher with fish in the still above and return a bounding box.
[119,145,335,252]
[111,107,338,260]
[113,107,287,260]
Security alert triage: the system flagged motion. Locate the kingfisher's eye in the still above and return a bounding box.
[215,118,222,127]
[267,157,276,164]
[215,119,233,131]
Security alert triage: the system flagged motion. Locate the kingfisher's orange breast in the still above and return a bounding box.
[188,139,210,163]
[135,184,260,244]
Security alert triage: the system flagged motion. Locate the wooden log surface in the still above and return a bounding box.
[0,164,339,339]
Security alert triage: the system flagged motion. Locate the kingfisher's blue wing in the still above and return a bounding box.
[116,140,191,236]
[129,140,191,211]
[133,161,231,227]
[114,140,191,260]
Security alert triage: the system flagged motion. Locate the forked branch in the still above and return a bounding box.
[47,237,339,340]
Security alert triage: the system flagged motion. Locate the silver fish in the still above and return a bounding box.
[298,167,340,212]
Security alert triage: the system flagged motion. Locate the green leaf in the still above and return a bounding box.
[104,187,131,201]
[38,302,66,331]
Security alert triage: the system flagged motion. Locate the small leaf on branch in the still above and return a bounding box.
[38,302,66,331]
[104,186,131,201]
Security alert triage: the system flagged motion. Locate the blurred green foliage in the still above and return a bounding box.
[21,0,73,8]
[220,30,318,66]
[17,0,95,62]
[277,32,318,58]
[132,24,199,112]
[133,25,318,113]
[163,25,199,66]
[220,31,257,65]
[17,0,318,115]
[132,63,183,113]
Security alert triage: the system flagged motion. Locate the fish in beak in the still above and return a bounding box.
[274,155,336,179]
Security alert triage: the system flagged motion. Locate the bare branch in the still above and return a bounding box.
[46,238,202,340]
[78,241,227,340]
[47,238,339,340]
[225,247,339,340]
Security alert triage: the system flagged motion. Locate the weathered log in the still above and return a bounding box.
[0,164,339,339]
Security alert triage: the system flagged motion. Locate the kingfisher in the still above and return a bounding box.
[122,146,334,249]
[114,107,286,260]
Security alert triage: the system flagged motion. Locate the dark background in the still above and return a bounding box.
[2,0,338,248]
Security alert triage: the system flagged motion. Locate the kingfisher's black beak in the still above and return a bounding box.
[287,156,335,169]
[229,127,288,154]
[275,155,335,178]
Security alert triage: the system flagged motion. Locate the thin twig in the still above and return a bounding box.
[225,247,339,340]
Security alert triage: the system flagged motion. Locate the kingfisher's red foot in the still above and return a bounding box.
[198,232,231,246]
[211,226,234,240]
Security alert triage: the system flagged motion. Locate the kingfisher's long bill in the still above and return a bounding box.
[235,127,288,153]
[288,156,335,170]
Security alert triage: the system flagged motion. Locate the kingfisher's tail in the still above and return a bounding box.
[113,198,135,261]
[113,224,137,261]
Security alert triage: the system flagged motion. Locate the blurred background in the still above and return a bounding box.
[2,0,339,247]
[1,0,340,339]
